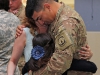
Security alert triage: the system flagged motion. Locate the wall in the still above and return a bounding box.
[59,0,74,9]
[87,32,100,75]
[22,0,75,8]
[22,0,26,6]
[75,0,100,75]
[75,0,100,31]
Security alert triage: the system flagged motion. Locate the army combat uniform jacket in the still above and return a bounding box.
[9,4,25,24]
[15,4,25,24]
[33,2,90,75]
[0,10,20,75]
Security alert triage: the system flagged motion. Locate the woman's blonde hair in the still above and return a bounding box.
[22,17,38,36]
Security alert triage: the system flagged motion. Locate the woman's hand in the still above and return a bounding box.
[79,45,93,60]
[15,25,25,38]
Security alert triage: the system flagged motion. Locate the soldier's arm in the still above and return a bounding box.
[33,43,74,75]
[68,17,93,60]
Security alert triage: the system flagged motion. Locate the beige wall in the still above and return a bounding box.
[59,0,74,4]
[22,0,26,6]
[22,0,74,8]
[87,32,100,75]
[59,0,74,9]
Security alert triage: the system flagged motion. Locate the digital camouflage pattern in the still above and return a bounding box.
[10,4,26,74]
[0,10,20,75]
[32,2,92,75]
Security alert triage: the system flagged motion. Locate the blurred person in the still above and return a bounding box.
[7,18,48,75]
[8,0,27,73]
[0,0,20,75]
[9,0,25,23]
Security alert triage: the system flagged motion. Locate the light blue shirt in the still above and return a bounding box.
[23,28,34,75]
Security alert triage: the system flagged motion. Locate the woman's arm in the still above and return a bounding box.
[7,30,26,75]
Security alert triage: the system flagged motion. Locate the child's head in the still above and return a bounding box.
[22,33,55,74]
[32,33,55,60]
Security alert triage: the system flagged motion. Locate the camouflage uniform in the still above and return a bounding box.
[0,10,20,75]
[11,4,26,73]
[15,4,25,24]
[67,70,93,75]
[9,4,30,74]
[32,2,92,75]
[9,4,25,24]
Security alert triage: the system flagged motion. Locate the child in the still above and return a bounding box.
[22,33,55,75]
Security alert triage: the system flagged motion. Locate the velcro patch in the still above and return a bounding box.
[55,26,72,50]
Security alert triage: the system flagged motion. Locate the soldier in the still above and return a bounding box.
[0,0,20,75]
[9,0,25,23]
[24,0,94,75]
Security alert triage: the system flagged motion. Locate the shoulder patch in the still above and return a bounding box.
[55,26,72,50]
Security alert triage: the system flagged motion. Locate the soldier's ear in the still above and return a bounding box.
[43,3,50,11]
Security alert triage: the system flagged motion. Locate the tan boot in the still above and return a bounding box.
[67,70,93,75]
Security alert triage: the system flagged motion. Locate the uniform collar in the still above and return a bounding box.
[51,2,65,26]
[8,4,24,17]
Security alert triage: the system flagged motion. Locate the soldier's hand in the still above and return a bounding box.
[79,45,93,60]
[15,25,25,38]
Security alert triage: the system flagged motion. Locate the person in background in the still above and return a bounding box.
[0,0,20,75]
[22,33,55,75]
[7,17,48,75]
[24,0,94,75]
[8,0,27,73]
[9,0,25,23]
